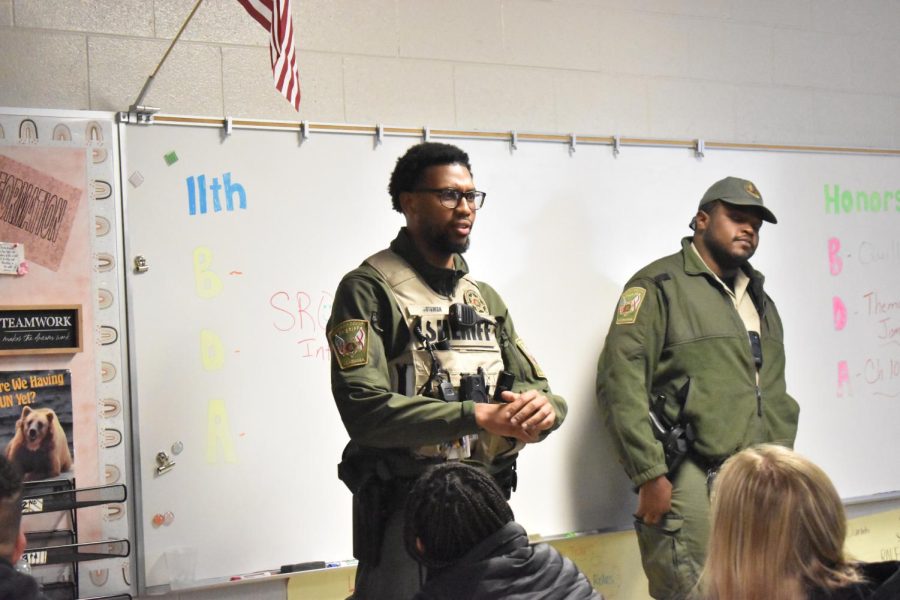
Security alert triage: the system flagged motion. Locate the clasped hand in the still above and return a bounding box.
[475,389,556,443]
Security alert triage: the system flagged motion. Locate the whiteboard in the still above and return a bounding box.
[120,121,900,589]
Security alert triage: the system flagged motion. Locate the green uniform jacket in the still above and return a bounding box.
[596,237,800,487]
[329,228,567,484]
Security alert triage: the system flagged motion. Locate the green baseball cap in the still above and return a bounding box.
[699,176,777,224]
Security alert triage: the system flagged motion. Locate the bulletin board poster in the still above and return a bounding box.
[0,134,97,526]
[1,112,132,598]
[0,369,74,482]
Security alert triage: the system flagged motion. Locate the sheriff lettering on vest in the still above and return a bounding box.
[328,142,567,599]
[596,177,800,600]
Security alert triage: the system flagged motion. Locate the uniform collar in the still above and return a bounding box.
[680,236,761,282]
[680,236,767,314]
[389,227,468,296]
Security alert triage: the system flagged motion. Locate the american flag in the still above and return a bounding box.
[237,0,301,111]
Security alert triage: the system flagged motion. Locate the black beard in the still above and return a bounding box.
[434,233,470,255]
[425,223,471,256]
[705,235,753,271]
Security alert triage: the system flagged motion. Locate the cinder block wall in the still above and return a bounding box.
[1,0,898,146]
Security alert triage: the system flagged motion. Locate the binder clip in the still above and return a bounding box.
[155,451,176,476]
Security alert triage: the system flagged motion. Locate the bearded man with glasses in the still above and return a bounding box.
[327,142,568,599]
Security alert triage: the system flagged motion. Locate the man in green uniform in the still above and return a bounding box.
[328,142,567,600]
[596,177,800,600]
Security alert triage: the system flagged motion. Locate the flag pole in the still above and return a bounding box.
[127,0,204,122]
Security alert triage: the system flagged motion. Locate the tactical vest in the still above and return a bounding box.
[366,249,524,464]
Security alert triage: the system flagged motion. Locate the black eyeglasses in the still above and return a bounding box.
[415,188,487,210]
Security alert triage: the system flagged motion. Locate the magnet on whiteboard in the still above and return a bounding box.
[171,441,184,455]
[156,451,176,475]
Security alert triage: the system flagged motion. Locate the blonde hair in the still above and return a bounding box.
[701,444,863,600]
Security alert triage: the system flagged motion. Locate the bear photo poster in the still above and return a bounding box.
[0,369,74,481]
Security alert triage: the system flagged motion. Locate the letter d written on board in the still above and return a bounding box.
[200,329,225,371]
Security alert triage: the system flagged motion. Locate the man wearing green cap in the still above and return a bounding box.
[596,176,800,599]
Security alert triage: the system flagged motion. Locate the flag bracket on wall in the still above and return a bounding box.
[121,106,160,126]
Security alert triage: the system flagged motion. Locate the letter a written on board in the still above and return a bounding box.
[207,399,237,464]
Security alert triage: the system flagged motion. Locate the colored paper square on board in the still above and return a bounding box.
[164,151,178,166]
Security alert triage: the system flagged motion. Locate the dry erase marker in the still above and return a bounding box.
[325,559,358,568]
[230,571,273,581]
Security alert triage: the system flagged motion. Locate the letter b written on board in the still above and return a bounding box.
[193,246,223,299]
[828,237,843,276]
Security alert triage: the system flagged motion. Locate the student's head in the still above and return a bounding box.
[0,455,26,563]
[702,444,862,600]
[404,462,513,569]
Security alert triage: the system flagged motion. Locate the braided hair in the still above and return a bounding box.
[404,462,513,570]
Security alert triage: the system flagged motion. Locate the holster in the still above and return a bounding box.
[339,448,420,566]
[649,378,695,476]
[491,461,518,500]
[352,473,390,565]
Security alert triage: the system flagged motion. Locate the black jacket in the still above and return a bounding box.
[412,522,602,600]
[0,558,46,600]
[808,561,900,600]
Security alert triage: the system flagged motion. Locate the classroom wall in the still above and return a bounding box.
[1,0,899,149]
[3,2,900,599]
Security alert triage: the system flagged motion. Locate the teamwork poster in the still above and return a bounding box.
[0,369,74,481]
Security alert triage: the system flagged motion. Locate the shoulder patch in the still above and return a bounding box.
[464,289,489,315]
[615,287,646,325]
[328,320,369,369]
[515,337,545,379]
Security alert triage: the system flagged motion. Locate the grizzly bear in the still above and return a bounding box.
[5,405,73,481]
